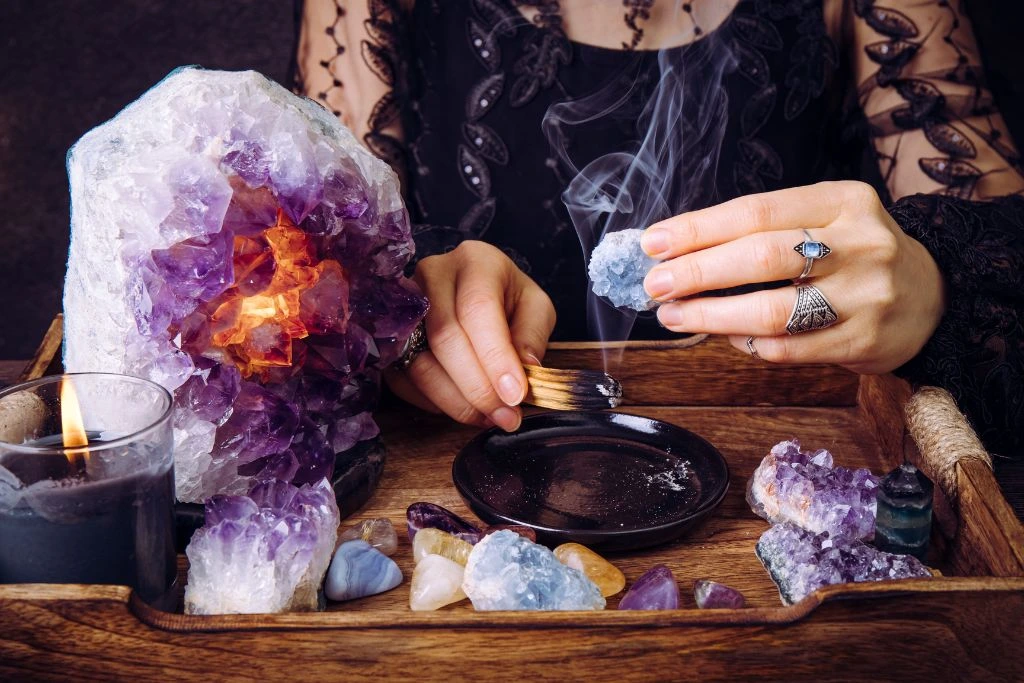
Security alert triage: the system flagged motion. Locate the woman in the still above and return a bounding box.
[296,0,1024,455]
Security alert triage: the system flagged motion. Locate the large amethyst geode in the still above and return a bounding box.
[63,68,427,502]
[747,439,879,541]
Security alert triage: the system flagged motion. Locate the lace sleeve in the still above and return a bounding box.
[848,0,1024,200]
[295,0,409,174]
[848,2,1024,455]
[888,194,1024,456]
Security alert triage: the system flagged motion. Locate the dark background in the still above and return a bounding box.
[1,0,1022,360]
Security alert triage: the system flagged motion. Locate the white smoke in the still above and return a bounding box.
[542,18,737,362]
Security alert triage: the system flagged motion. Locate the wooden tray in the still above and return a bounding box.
[2,316,1022,681]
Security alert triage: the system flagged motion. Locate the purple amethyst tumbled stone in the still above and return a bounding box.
[618,565,680,610]
[407,502,482,543]
[755,522,932,606]
[693,580,746,609]
[747,439,879,541]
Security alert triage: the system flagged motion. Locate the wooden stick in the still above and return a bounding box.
[522,364,622,411]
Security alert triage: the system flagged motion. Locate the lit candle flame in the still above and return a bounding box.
[60,379,89,458]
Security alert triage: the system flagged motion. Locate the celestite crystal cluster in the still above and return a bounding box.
[64,67,427,503]
[405,504,618,611]
[587,229,658,311]
[184,478,340,614]
[462,530,606,611]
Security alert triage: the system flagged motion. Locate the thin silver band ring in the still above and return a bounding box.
[746,335,762,361]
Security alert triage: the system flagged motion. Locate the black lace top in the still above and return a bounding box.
[296,0,1024,456]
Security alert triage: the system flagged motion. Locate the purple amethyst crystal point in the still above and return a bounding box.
[176,362,241,424]
[618,565,680,610]
[755,523,932,606]
[747,439,879,541]
[184,478,340,614]
[693,580,746,609]
[151,229,235,309]
[64,67,427,504]
[407,502,481,543]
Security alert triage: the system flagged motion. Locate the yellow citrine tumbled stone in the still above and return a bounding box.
[412,527,474,566]
[553,543,626,597]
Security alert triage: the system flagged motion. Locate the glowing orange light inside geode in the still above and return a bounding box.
[207,209,349,379]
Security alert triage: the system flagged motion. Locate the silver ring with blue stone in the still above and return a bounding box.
[793,229,831,280]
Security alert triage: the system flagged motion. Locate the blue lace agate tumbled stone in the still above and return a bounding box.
[588,229,659,311]
[324,540,403,602]
[462,530,605,611]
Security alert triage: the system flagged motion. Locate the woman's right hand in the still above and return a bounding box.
[385,241,557,432]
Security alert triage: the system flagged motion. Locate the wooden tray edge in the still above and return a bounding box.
[1,577,1009,633]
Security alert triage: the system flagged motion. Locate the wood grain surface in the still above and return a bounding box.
[544,337,860,406]
[1,317,1022,681]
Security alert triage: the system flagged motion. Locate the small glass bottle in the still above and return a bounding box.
[874,462,934,560]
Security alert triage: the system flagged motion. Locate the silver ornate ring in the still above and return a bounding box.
[746,335,762,361]
[793,229,831,280]
[397,320,429,370]
[785,283,839,335]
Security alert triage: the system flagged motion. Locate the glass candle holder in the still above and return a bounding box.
[0,373,177,609]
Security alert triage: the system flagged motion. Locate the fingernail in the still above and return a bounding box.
[644,269,674,299]
[658,305,683,328]
[490,406,521,432]
[523,351,542,367]
[497,373,524,406]
[641,229,669,256]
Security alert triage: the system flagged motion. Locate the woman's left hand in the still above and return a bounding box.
[641,181,946,374]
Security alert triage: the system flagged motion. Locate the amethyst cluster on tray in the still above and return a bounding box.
[749,440,933,605]
[184,478,340,614]
[747,439,879,540]
[63,67,427,503]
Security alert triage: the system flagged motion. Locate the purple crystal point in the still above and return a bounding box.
[151,229,235,307]
[176,362,241,424]
[747,439,879,541]
[214,383,300,465]
[221,139,271,188]
[406,502,481,543]
[158,157,233,243]
[693,580,746,609]
[618,565,680,610]
[756,523,932,606]
[203,494,259,526]
[184,478,340,614]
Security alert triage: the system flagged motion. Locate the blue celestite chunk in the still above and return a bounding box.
[588,229,659,311]
[462,530,606,611]
[324,540,403,602]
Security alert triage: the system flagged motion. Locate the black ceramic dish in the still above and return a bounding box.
[452,411,729,551]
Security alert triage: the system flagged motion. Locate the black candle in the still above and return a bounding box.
[0,374,177,610]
